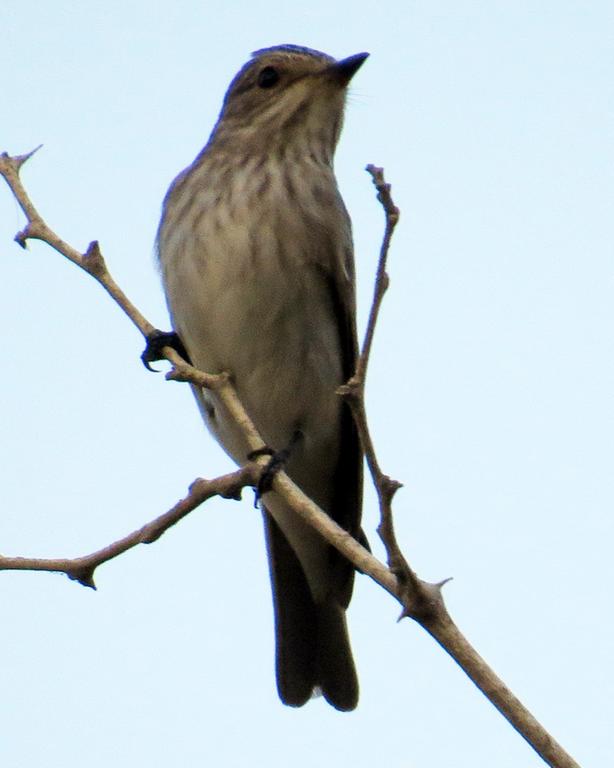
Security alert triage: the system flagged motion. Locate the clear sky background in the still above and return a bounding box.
[1,2,612,766]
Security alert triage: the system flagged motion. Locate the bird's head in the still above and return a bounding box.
[209,45,368,162]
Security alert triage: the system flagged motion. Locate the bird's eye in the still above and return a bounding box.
[257,66,280,89]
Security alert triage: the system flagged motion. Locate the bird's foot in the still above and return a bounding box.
[248,446,288,507]
[248,430,302,507]
[141,330,191,371]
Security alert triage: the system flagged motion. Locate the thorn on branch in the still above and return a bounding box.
[336,374,363,402]
[221,486,244,501]
[188,478,208,494]
[221,488,243,501]
[14,145,43,171]
[14,218,45,249]
[165,364,190,382]
[396,576,448,624]
[381,475,403,504]
[67,565,97,589]
[0,145,43,175]
[189,476,245,502]
[83,240,106,277]
[14,226,30,249]
[165,361,229,392]
[366,164,400,224]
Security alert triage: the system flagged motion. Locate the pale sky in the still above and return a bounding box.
[2,2,613,766]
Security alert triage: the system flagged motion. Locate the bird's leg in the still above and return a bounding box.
[141,329,192,371]
[249,429,303,506]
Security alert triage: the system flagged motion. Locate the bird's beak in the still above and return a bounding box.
[329,52,369,86]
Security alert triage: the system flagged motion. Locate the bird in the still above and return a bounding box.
[156,44,367,711]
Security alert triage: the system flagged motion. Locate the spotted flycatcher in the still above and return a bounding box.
[157,45,367,711]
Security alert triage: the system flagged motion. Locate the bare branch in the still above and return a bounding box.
[423,609,581,768]
[356,163,400,381]
[164,356,271,455]
[0,466,259,588]
[0,150,154,337]
[339,165,411,587]
[339,165,580,768]
[1,148,580,768]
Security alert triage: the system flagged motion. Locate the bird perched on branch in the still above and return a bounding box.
[157,44,368,711]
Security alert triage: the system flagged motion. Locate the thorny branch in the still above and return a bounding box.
[0,149,579,768]
[0,467,259,588]
[339,165,416,603]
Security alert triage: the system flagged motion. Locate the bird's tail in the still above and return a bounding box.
[264,509,358,711]
[315,599,358,711]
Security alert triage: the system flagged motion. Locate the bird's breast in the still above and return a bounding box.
[158,159,348,463]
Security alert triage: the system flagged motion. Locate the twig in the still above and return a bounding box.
[339,165,412,590]
[0,466,259,588]
[0,150,154,337]
[356,164,400,381]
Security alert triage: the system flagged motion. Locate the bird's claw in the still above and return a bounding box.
[248,445,289,507]
[141,330,191,371]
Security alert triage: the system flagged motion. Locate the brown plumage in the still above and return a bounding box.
[157,45,368,710]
